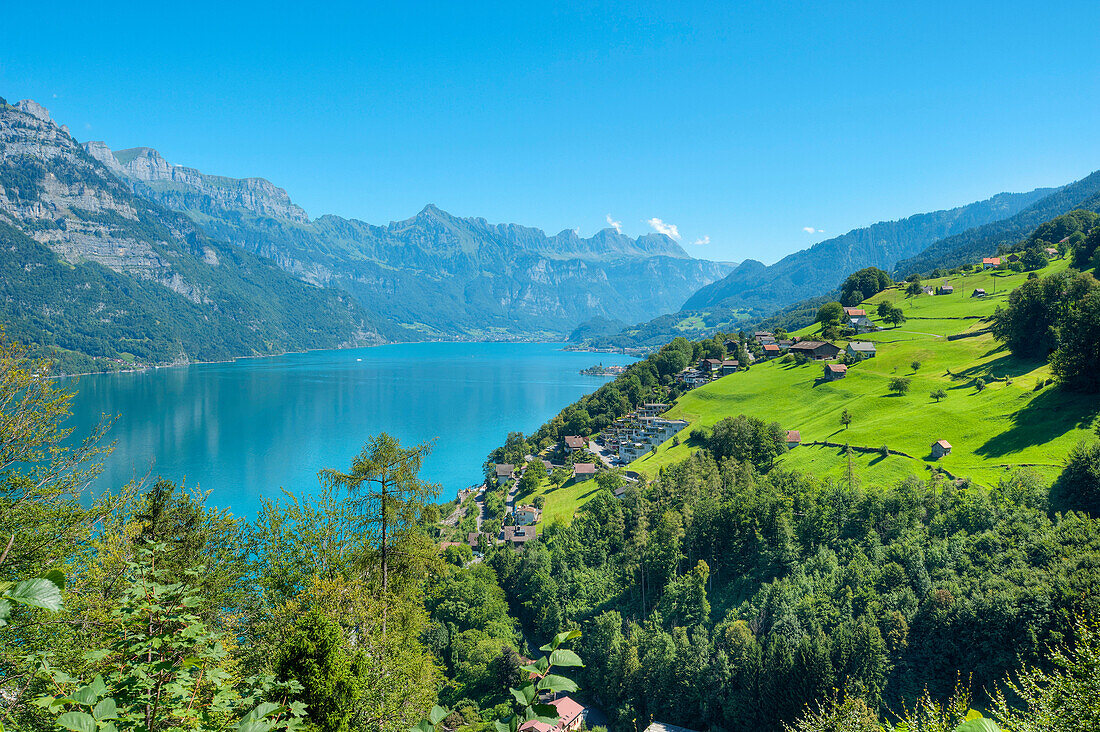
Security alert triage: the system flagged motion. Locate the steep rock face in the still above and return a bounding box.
[0,99,386,370]
[85,139,732,337]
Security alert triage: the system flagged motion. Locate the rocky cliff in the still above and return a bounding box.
[0,98,386,372]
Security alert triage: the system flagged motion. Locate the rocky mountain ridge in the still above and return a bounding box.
[80,136,732,337]
[0,97,386,372]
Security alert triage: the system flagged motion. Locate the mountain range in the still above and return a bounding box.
[586,168,1100,347]
[81,139,733,340]
[4,93,1099,371]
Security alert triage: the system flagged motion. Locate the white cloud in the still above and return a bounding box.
[606,214,622,234]
[693,235,711,246]
[647,217,681,240]
[802,226,824,234]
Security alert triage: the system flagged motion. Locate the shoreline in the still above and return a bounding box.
[52,337,625,380]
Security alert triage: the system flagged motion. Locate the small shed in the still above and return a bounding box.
[931,439,952,459]
[786,430,801,448]
[762,344,781,358]
[972,288,986,297]
[939,285,954,294]
[823,363,848,381]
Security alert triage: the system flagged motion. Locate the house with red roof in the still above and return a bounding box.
[518,696,586,732]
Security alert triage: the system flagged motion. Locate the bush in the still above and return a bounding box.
[911,360,921,371]
[975,378,987,392]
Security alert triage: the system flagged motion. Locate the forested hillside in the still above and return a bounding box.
[894,170,1100,276]
[443,213,1100,730]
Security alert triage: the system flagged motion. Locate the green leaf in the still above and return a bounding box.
[5,578,62,612]
[549,649,584,668]
[92,698,118,721]
[44,570,66,591]
[510,688,529,707]
[493,719,512,732]
[241,702,281,723]
[539,629,581,653]
[410,721,433,732]
[72,676,107,705]
[536,674,579,693]
[955,720,1001,732]
[529,704,560,724]
[429,705,448,726]
[56,711,96,732]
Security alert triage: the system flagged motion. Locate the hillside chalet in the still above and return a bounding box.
[519,696,586,732]
[495,464,514,486]
[720,359,740,375]
[790,341,841,360]
[846,341,877,360]
[762,343,781,359]
[573,463,596,481]
[982,257,1001,269]
[563,435,586,452]
[823,363,848,381]
[931,439,952,458]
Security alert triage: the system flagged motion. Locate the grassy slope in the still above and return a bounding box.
[628,258,1100,487]
[512,474,605,527]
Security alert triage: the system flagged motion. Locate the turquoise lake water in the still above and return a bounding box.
[62,342,636,518]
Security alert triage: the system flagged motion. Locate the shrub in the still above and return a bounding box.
[975,378,987,392]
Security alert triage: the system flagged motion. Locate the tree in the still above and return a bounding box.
[816,302,844,326]
[38,545,305,732]
[989,615,1100,731]
[930,388,947,402]
[906,281,923,296]
[1050,288,1100,392]
[876,303,906,328]
[888,377,911,396]
[1050,439,1100,517]
[840,268,892,307]
[975,378,987,392]
[707,415,787,470]
[276,609,363,732]
[318,433,439,629]
[840,410,852,429]
[991,270,1098,359]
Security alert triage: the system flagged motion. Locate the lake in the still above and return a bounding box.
[61,342,636,518]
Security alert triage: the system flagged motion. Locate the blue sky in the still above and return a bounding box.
[3,1,1098,263]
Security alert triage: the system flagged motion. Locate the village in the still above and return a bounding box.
[442,252,1046,558]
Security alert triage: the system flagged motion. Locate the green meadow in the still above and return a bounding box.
[629,258,1100,487]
